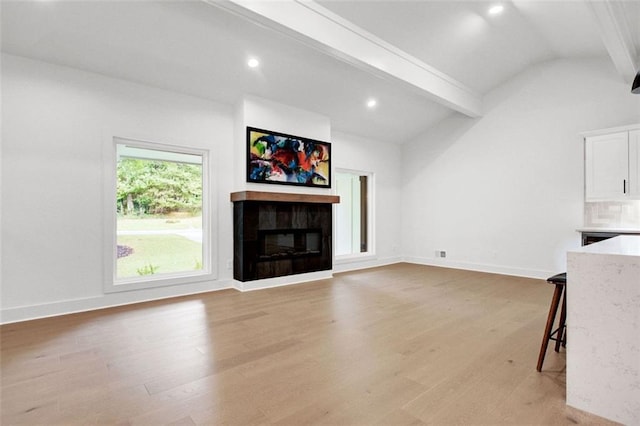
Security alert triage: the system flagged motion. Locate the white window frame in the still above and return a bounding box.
[334,168,375,263]
[103,136,215,293]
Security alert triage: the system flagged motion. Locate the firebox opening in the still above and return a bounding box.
[259,229,322,260]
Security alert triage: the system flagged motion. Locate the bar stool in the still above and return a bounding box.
[536,272,567,372]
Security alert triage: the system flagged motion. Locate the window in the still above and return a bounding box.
[105,138,211,291]
[335,169,373,258]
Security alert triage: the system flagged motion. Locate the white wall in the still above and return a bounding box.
[234,96,331,194]
[0,54,403,322]
[332,131,403,272]
[401,58,640,278]
[1,54,235,322]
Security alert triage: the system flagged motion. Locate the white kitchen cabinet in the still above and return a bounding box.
[584,125,640,201]
[629,129,640,197]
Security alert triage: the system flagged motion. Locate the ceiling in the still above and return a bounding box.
[2,0,639,144]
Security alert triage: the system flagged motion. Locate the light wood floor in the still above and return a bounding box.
[1,263,616,425]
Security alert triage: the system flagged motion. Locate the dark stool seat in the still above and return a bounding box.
[536,272,567,372]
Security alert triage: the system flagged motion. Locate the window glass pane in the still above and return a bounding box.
[116,143,204,280]
[336,171,369,256]
[359,175,368,252]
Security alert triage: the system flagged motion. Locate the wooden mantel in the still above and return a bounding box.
[230,191,340,204]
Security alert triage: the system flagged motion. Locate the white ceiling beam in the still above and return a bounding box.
[206,0,482,117]
[586,0,638,83]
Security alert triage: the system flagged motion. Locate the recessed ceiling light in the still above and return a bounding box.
[489,5,504,14]
[366,99,377,108]
[488,4,504,15]
[247,58,260,68]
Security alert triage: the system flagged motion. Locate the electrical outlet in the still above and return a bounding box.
[435,250,447,258]
[226,260,233,270]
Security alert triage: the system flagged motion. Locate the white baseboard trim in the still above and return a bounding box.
[0,279,234,325]
[333,255,403,274]
[403,256,554,280]
[232,270,333,292]
[1,259,554,324]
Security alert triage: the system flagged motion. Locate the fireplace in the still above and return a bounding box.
[231,191,339,282]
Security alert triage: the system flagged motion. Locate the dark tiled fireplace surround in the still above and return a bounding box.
[231,191,340,282]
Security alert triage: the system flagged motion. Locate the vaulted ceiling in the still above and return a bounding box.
[2,1,639,144]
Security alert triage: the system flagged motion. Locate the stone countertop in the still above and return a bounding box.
[576,227,640,234]
[570,235,640,256]
[566,235,640,424]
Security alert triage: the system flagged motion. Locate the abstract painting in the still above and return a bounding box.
[247,127,331,188]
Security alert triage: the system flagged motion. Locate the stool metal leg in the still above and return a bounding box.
[536,284,563,372]
[554,290,567,352]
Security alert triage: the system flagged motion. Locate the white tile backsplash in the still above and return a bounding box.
[584,201,640,229]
